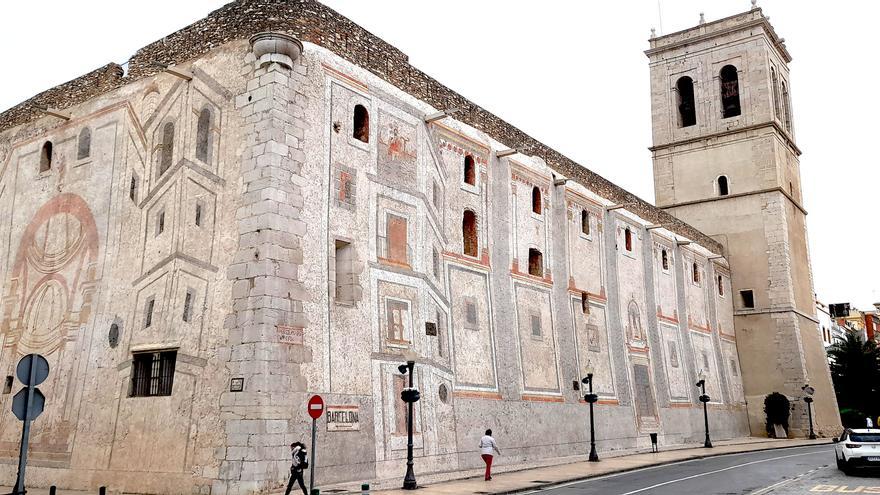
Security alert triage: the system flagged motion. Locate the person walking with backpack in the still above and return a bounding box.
[285,441,309,495]
[479,429,501,481]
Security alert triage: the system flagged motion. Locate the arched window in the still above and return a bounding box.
[159,121,175,176]
[720,65,741,118]
[77,127,91,160]
[39,141,53,172]
[717,275,724,296]
[353,104,369,143]
[463,155,476,185]
[661,249,669,270]
[531,186,542,214]
[196,107,212,164]
[781,81,792,132]
[692,262,700,284]
[528,248,543,277]
[624,227,633,252]
[770,67,781,120]
[717,175,729,196]
[676,76,696,127]
[581,209,590,235]
[462,210,478,257]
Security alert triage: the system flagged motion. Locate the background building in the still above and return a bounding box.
[646,7,841,436]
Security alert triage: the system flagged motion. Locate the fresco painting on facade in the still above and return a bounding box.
[0,2,766,493]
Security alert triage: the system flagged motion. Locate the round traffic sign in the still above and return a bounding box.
[307,395,324,420]
[16,354,49,387]
[11,387,45,421]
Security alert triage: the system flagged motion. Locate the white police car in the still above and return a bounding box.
[834,428,880,473]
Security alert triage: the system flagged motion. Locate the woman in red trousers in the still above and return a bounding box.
[479,429,501,481]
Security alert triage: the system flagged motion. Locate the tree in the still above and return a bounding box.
[828,331,880,425]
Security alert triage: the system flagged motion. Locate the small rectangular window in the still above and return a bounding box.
[130,350,177,397]
[144,298,155,328]
[182,289,194,322]
[156,211,165,236]
[194,203,203,227]
[740,290,755,309]
[2,376,12,394]
[129,175,138,202]
[433,181,441,210]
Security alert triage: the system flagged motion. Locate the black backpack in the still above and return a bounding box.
[297,448,309,470]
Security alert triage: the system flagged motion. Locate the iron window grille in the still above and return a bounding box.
[130,350,177,397]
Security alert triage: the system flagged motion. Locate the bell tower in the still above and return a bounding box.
[646,6,841,436]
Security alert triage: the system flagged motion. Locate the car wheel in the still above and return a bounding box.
[837,454,844,470]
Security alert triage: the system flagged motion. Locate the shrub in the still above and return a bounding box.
[765,392,791,436]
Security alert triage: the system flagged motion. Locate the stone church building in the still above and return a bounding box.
[0,1,835,493]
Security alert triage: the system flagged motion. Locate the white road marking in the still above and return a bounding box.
[747,465,829,495]
[615,450,826,495]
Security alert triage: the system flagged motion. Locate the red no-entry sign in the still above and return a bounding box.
[308,395,325,420]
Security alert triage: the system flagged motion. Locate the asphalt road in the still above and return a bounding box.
[525,444,839,495]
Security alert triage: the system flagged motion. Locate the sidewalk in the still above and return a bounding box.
[323,437,831,495]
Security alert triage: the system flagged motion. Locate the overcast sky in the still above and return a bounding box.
[1,1,877,309]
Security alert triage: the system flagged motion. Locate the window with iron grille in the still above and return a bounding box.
[130,350,176,397]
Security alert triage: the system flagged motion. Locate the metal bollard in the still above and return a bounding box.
[49,487,57,495]
[361,483,370,494]
[99,487,107,495]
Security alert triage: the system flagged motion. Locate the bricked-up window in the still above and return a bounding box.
[159,122,175,176]
[393,374,407,434]
[528,248,543,277]
[740,289,755,309]
[581,292,589,314]
[196,107,212,164]
[39,141,53,172]
[720,65,741,118]
[436,310,445,357]
[717,275,724,296]
[335,240,359,303]
[530,314,542,338]
[718,175,729,196]
[77,127,91,160]
[462,210,478,257]
[661,249,669,271]
[353,104,369,143]
[432,247,440,278]
[385,213,409,265]
[144,297,155,328]
[130,350,177,397]
[624,228,633,252]
[182,289,195,322]
[692,262,700,284]
[676,76,696,127]
[464,300,478,328]
[386,299,408,342]
[581,210,590,236]
[532,186,542,214]
[432,181,441,210]
[339,171,353,202]
[129,174,138,203]
[463,155,476,186]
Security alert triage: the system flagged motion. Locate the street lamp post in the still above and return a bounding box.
[695,377,712,448]
[398,359,420,490]
[802,384,817,440]
[582,368,599,462]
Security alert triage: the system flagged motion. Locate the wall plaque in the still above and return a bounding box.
[230,377,244,392]
[277,325,304,345]
[326,405,360,432]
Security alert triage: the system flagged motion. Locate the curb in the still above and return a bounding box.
[484,441,833,495]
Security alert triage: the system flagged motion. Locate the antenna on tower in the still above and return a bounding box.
[656,0,664,35]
